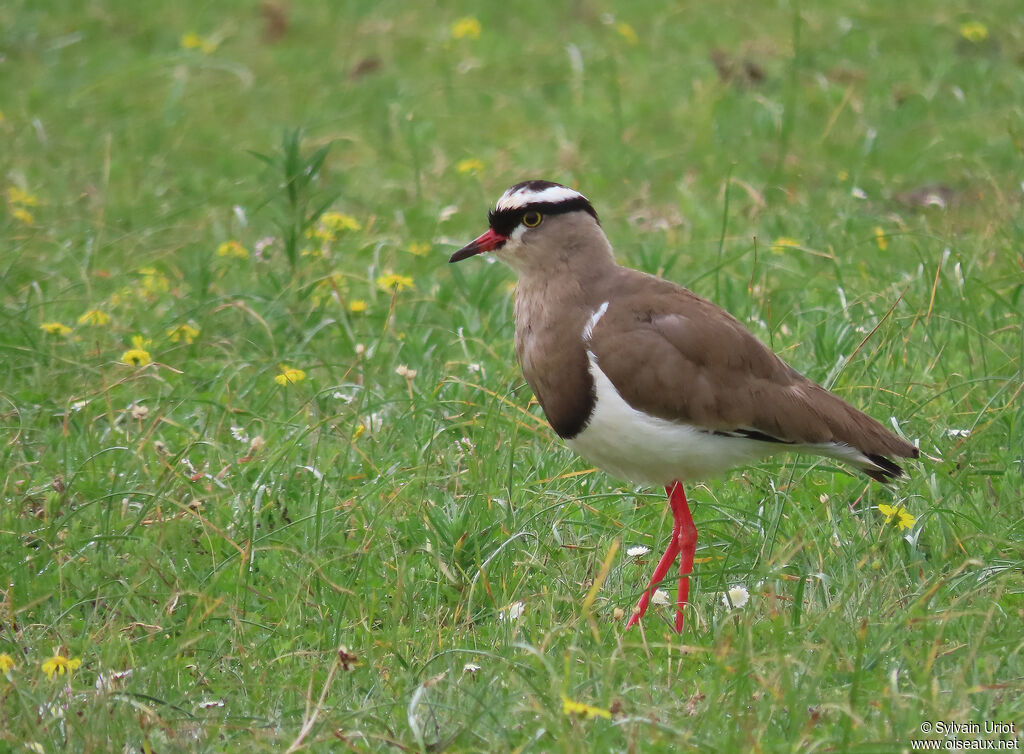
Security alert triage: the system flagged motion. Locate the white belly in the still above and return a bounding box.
[565,352,781,486]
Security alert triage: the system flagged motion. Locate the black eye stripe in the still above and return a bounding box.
[487,198,599,237]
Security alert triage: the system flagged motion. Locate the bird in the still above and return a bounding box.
[449,180,918,633]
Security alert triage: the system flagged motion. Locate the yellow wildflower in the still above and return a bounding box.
[121,348,152,367]
[874,227,888,251]
[305,225,335,244]
[451,17,481,40]
[0,111,5,124]
[837,169,849,182]
[40,322,72,336]
[166,323,200,344]
[274,366,307,385]
[131,334,153,350]
[959,21,988,43]
[0,653,15,673]
[11,207,34,225]
[616,22,639,45]
[216,240,249,259]
[7,186,39,206]
[349,299,367,313]
[407,242,431,256]
[456,158,484,175]
[877,503,916,531]
[78,309,111,327]
[320,212,362,233]
[377,273,415,292]
[41,653,81,679]
[561,694,612,720]
[771,236,800,251]
[139,267,170,295]
[352,423,366,441]
[181,32,217,54]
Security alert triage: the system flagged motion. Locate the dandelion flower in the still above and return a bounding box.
[41,653,81,679]
[121,348,152,367]
[181,32,217,54]
[138,267,170,295]
[376,273,414,292]
[274,366,307,385]
[407,242,431,256]
[349,299,367,313]
[561,694,612,720]
[306,225,333,243]
[40,322,72,336]
[722,585,750,609]
[216,240,249,259]
[78,309,111,327]
[319,211,362,233]
[456,158,484,175]
[877,503,916,531]
[11,207,34,225]
[874,227,888,251]
[166,323,200,344]
[451,17,481,40]
[0,653,15,673]
[7,186,39,206]
[959,21,988,42]
[616,22,639,44]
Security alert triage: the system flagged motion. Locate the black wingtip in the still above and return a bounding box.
[863,454,906,483]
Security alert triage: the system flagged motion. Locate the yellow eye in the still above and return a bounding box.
[522,211,542,228]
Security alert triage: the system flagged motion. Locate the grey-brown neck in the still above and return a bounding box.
[508,214,617,439]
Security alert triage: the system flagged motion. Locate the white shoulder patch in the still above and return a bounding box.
[582,301,609,341]
[496,184,586,211]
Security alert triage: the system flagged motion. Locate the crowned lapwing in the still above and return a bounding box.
[450,180,918,633]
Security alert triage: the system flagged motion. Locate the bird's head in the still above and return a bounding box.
[449,180,611,275]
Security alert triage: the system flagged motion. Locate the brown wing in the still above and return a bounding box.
[587,268,917,463]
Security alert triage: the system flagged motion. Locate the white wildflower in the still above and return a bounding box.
[722,585,750,609]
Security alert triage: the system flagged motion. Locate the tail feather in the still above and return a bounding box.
[862,453,907,483]
[813,442,918,484]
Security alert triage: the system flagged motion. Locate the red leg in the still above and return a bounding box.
[626,481,696,632]
[670,481,698,633]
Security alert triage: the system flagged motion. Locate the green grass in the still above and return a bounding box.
[2,0,1023,751]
